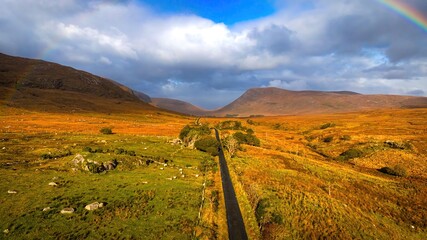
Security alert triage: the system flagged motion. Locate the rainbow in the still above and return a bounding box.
[377,0,427,33]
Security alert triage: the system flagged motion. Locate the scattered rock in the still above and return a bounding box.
[71,154,85,166]
[100,140,107,143]
[169,138,182,145]
[7,190,17,194]
[195,174,199,178]
[3,229,9,234]
[173,176,177,179]
[43,207,51,212]
[166,178,173,180]
[48,182,58,187]
[102,159,118,171]
[142,181,148,184]
[160,168,164,170]
[2,147,5,150]
[85,202,104,211]
[60,208,74,214]
[181,175,185,178]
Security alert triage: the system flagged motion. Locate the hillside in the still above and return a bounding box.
[0,53,155,113]
[211,87,427,117]
[151,98,207,116]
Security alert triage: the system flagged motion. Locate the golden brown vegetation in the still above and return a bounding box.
[219,108,427,239]
[1,104,426,239]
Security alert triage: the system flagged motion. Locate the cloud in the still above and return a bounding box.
[0,0,426,109]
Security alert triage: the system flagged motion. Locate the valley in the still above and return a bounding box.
[0,53,426,239]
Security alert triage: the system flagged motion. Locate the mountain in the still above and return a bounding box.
[151,98,207,116]
[0,53,156,113]
[210,87,427,117]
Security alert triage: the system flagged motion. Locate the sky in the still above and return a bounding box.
[1,0,427,109]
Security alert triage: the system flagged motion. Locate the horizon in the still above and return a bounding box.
[1,0,427,108]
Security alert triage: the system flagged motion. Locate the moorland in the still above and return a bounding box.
[1,53,426,239]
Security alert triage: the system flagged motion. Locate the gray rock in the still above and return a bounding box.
[85,202,104,211]
[43,207,51,212]
[60,208,74,214]
[71,154,85,166]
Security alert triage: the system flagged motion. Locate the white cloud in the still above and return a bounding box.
[0,0,426,108]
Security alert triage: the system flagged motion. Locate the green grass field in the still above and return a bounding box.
[0,132,215,239]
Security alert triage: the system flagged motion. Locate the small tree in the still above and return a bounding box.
[224,136,239,157]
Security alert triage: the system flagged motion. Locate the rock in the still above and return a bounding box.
[100,140,107,143]
[3,229,9,234]
[195,174,199,178]
[142,181,148,184]
[48,182,58,187]
[169,138,182,145]
[60,208,74,214]
[43,207,51,212]
[85,202,103,211]
[160,168,164,170]
[7,190,17,194]
[181,175,185,178]
[71,154,85,166]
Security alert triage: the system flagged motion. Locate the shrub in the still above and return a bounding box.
[323,136,334,143]
[340,135,351,141]
[83,146,93,152]
[233,132,260,147]
[100,127,113,135]
[194,137,219,156]
[216,120,244,130]
[379,165,407,177]
[339,148,364,160]
[320,123,335,129]
[179,125,192,140]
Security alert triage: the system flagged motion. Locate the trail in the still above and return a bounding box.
[215,129,248,240]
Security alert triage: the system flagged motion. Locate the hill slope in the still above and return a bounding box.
[151,98,207,116]
[211,87,427,117]
[0,53,155,113]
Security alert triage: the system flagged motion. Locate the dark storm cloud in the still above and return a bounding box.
[249,24,296,55]
[0,0,426,108]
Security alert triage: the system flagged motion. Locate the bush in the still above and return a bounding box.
[323,136,334,143]
[233,132,260,147]
[100,127,113,135]
[320,123,335,129]
[194,137,220,156]
[216,120,244,130]
[379,165,407,177]
[83,146,93,152]
[339,148,364,160]
[340,135,351,141]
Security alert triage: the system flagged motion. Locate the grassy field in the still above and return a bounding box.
[0,106,224,239]
[1,105,426,239]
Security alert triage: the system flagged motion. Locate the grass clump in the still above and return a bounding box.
[100,127,113,135]
[338,148,364,161]
[379,165,407,177]
[320,123,336,129]
[323,136,334,143]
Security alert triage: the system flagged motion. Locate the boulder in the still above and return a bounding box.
[60,208,74,214]
[85,202,104,211]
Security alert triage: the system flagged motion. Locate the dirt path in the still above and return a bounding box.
[215,129,248,240]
